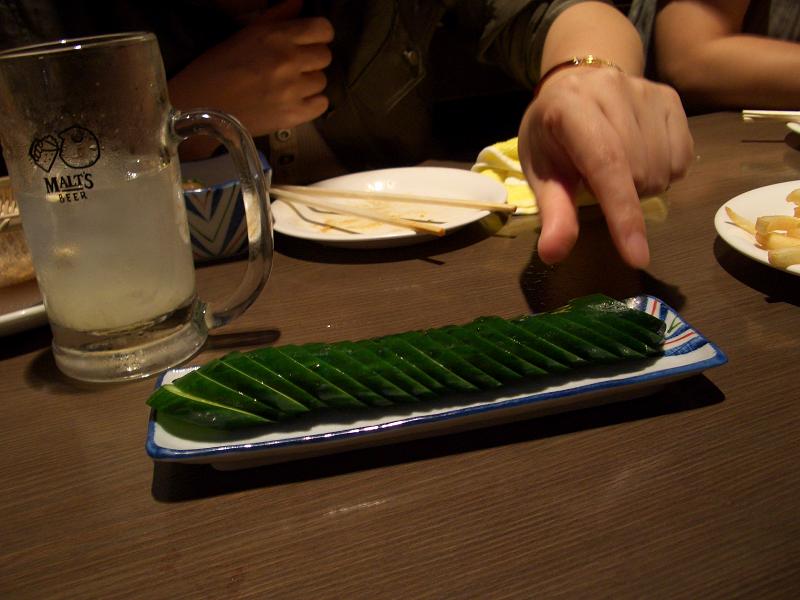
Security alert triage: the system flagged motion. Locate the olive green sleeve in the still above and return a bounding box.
[475,0,658,88]
[477,0,604,88]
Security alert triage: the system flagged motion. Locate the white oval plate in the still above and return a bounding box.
[271,167,508,248]
[0,279,47,337]
[714,179,800,276]
[0,301,47,336]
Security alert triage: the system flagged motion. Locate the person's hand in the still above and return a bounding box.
[169,0,333,158]
[518,66,694,268]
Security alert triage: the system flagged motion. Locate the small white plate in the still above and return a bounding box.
[714,179,800,276]
[146,296,727,470]
[271,167,508,248]
[0,280,47,336]
[0,302,46,336]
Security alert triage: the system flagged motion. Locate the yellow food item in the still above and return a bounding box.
[472,137,660,217]
[0,225,35,288]
[472,138,537,214]
[725,188,800,269]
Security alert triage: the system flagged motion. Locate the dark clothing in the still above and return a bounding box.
[0,0,235,76]
[0,0,656,172]
[743,0,800,41]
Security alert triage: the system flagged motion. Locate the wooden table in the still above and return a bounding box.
[2,112,799,598]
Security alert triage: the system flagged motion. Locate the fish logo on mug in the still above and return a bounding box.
[29,125,100,172]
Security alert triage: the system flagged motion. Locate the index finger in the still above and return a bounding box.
[556,102,650,269]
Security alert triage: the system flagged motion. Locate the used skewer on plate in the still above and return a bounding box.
[273,184,516,213]
[271,187,447,236]
[741,110,800,135]
[741,109,800,123]
[270,184,516,236]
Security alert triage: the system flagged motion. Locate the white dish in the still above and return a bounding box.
[271,167,508,248]
[0,280,47,336]
[714,179,800,276]
[146,296,727,470]
[0,302,46,336]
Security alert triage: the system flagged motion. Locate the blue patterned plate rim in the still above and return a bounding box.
[146,295,727,462]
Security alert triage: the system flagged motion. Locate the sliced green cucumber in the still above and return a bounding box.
[170,371,277,418]
[150,294,667,431]
[222,352,323,411]
[148,384,272,429]
[513,315,619,363]
[561,294,666,336]
[377,336,477,392]
[429,328,528,382]
[545,314,644,359]
[336,341,437,400]
[580,312,665,349]
[472,317,580,370]
[248,347,364,409]
[566,313,660,356]
[281,345,392,407]
[201,358,309,418]
[353,339,446,395]
[398,331,502,389]
[446,323,550,377]
[304,343,420,403]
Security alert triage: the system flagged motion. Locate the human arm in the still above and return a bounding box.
[167,0,333,159]
[517,1,693,268]
[655,0,800,110]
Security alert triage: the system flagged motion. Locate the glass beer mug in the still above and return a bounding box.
[0,32,273,382]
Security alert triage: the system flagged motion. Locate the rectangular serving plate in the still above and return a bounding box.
[146,296,727,470]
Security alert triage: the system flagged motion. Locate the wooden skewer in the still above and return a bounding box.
[271,188,446,236]
[742,109,800,122]
[272,184,516,214]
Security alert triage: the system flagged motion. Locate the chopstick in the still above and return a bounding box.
[272,184,516,214]
[271,188,446,236]
[742,109,800,122]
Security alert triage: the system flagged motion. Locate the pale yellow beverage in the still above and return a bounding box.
[20,160,196,332]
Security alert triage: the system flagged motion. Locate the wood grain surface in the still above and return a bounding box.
[1,113,799,599]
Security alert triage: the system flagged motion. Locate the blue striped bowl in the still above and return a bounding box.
[181,153,270,262]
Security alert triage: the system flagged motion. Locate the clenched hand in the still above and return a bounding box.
[169,0,333,158]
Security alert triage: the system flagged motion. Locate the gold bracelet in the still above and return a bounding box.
[533,55,622,98]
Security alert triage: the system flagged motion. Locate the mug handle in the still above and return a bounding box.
[171,109,273,329]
